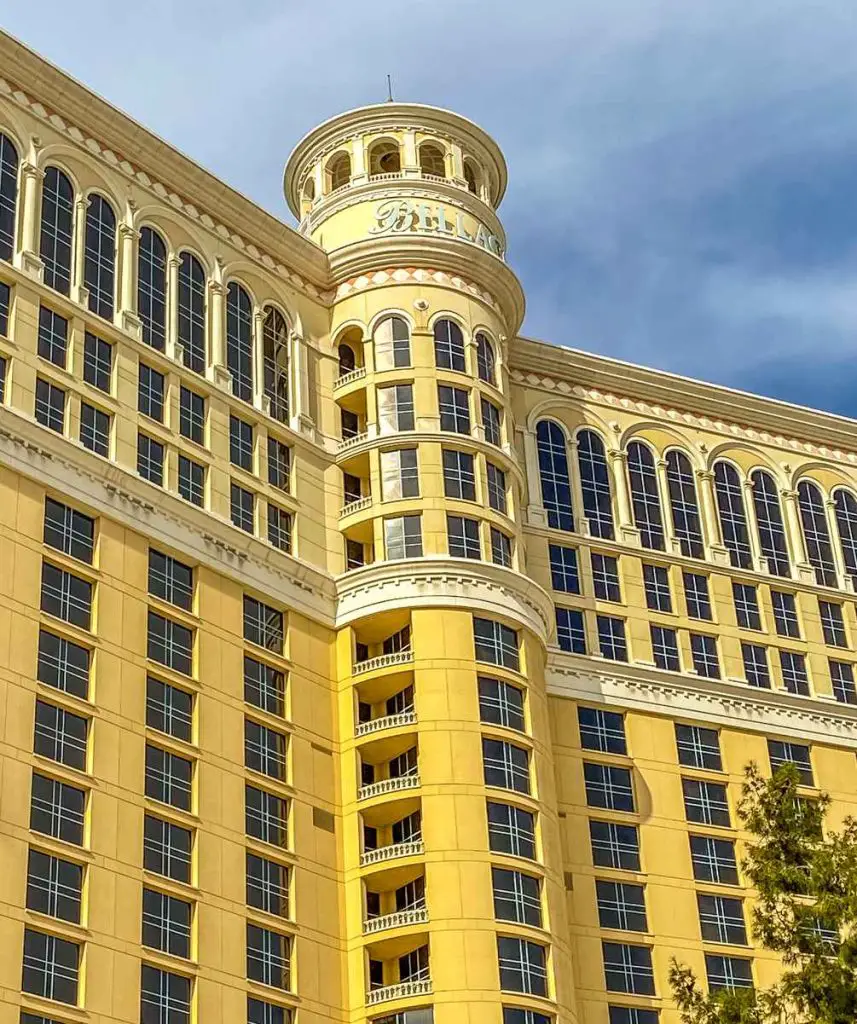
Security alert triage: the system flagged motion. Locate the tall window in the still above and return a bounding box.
[374,315,410,369]
[714,461,752,569]
[666,450,704,558]
[178,252,206,373]
[226,282,253,402]
[419,143,446,177]
[22,929,79,1004]
[263,307,289,423]
[369,140,401,176]
[536,420,573,531]
[751,470,790,576]
[138,226,167,349]
[476,332,496,385]
[577,430,614,539]
[434,318,466,371]
[497,937,547,996]
[40,166,74,295]
[474,617,519,670]
[327,151,351,191]
[798,480,838,587]
[834,488,857,587]
[437,385,470,433]
[378,383,415,432]
[84,194,116,320]
[0,132,17,262]
[626,441,664,550]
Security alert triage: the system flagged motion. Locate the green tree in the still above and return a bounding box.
[669,763,857,1024]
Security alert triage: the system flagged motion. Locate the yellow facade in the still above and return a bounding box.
[1,27,857,1024]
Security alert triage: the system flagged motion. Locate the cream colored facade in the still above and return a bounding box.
[2,28,857,1024]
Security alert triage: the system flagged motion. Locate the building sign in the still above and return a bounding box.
[370,199,505,259]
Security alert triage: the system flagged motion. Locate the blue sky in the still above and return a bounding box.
[6,0,857,414]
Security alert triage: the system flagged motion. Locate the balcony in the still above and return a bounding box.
[361,840,424,867]
[359,775,420,801]
[335,367,367,390]
[340,495,372,518]
[337,431,369,454]
[366,979,432,1006]
[364,905,428,935]
[354,650,414,676]
[357,710,417,737]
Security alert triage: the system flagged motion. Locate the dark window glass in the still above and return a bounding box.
[487,463,507,513]
[698,894,747,945]
[675,724,721,770]
[768,739,814,786]
[592,553,621,601]
[44,498,94,563]
[226,282,253,402]
[83,331,112,392]
[830,659,857,705]
[491,527,512,567]
[690,633,720,679]
[608,1009,659,1024]
[268,505,292,553]
[40,167,74,295]
[178,252,206,374]
[178,455,205,507]
[752,470,790,576]
[578,707,626,754]
[433,318,465,371]
[482,738,530,794]
[643,563,671,612]
[666,450,704,558]
[179,387,205,445]
[145,744,193,811]
[138,434,164,486]
[497,937,547,996]
[140,964,191,1024]
[682,778,730,827]
[556,608,586,655]
[245,719,287,780]
[834,488,857,587]
[230,415,254,471]
[262,307,289,423]
[474,616,519,670]
[26,849,82,922]
[597,615,627,661]
[476,333,496,384]
[443,449,476,500]
[596,879,647,931]
[705,954,753,992]
[537,420,574,531]
[714,462,752,569]
[482,398,502,446]
[142,887,192,958]
[247,924,291,989]
[487,801,536,859]
[0,354,5,402]
[30,772,85,845]
[772,591,800,638]
[684,572,711,620]
[231,483,255,533]
[248,998,291,1024]
[146,677,193,742]
[798,480,838,587]
[148,611,194,676]
[244,656,286,717]
[247,853,289,917]
[742,643,770,688]
[479,677,525,731]
[0,131,18,262]
[40,562,91,630]
[22,929,79,1004]
[34,699,88,770]
[246,785,288,847]
[550,545,580,593]
[0,280,8,338]
[602,941,655,995]
[447,514,481,559]
[80,402,110,456]
[149,549,194,610]
[732,582,761,630]
[438,384,471,434]
[819,600,847,647]
[584,763,634,812]
[626,442,664,550]
[690,834,739,885]
[144,814,192,882]
[577,430,614,539]
[268,437,291,491]
[37,630,90,699]
[244,597,284,653]
[492,867,541,926]
[35,377,65,433]
[780,649,810,695]
[651,625,679,671]
[37,306,67,367]
[84,194,116,320]
[138,227,167,349]
[590,819,640,871]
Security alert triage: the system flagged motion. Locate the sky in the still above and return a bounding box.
[5,0,857,415]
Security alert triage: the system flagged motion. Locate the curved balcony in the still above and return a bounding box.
[357,710,417,737]
[337,431,370,455]
[366,979,433,1006]
[364,905,429,935]
[340,495,372,519]
[354,650,414,675]
[334,366,367,390]
[361,839,424,867]
[359,774,420,801]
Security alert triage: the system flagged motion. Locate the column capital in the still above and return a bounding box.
[607,447,627,464]
[167,254,182,270]
[21,161,44,181]
[118,222,138,242]
[208,279,226,297]
[781,488,799,501]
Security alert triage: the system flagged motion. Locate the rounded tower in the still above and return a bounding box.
[285,105,576,1024]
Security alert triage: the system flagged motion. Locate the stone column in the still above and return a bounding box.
[351,137,368,185]
[290,328,314,436]
[253,308,265,410]
[696,470,731,565]
[72,195,89,307]
[208,280,229,388]
[118,220,141,336]
[402,130,419,176]
[17,161,44,278]
[167,254,181,360]
[608,448,640,544]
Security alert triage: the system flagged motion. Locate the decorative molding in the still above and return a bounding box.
[335,265,501,313]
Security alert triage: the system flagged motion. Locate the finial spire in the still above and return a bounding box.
[386,74,394,102]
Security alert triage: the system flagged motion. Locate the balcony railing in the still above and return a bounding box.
[337,431,369,454]
[367,171,405,182]
[335,367,367,389]
[359,774,420,801]
[366,978,432,1005]
[361,839,424,866]
[340,495,372,518]
[354,650,414,675]
[364,905,428,934]
[356,710,417,737]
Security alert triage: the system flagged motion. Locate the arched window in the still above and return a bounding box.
[536,420,573,531]
[263,306,289,423]
[84,194,116,320]
[369,141,401,176]
[797,480,838,587]
[303,177,316,203]
[434,319,465,372]
[0,132,19,262]
[419,144,446,177]
[327,152,351,192]
[338,343,356,375]
[374,316,410,370]
[750,470,790,577]
[626,441,664,550]
[713,461,752,569]
[178,252,206,374]
[577,430,614,540]
[138,226,167,350]
[665,450,704,558]
[476,333,496,386]
[463,159,480,195]
[834,489,857,586]
[39,166,74,295]
[226,282,253,403]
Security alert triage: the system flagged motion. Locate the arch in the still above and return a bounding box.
[433,317,466,372]
[263,305,290,423]
[536,419,574,532]
[84,192,116,319]
[576,429,614,540]
[338,341,356,375]
[797,479,838,587]
[368,139,401,176]
[373,315,411,370]
[225,280,254,403]
[626,440,664,551]
[750,469,791,577]
[419,143,446,177]
[665,449,704,559]
[713,460,752,569]
[137,225,167,350]
[833,487,857,586]
[326,151,351,192]
[39,165,75,295]
[302,177,316,202]
[0,132,19,263]
[463,157,481,195]
[177,250,207,374]
[476,332,496,386]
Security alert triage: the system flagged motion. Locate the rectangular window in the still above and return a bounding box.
[487,463,507,513]
[149,549,194,610]
[246,719,288,781]
[733,582,761,630]
[268,504,292,553]
[690,633,720,678]
[596,880,648,932]
[607,1009,659,1024]
[0,354,5,403]
[144,814,192,883]
[380,448,419,499]
[443,449,476,500]
[378,383,415,432]
[142,887,192,958]
[374,318,411,369]
[690,834,739,885]
[768,739,814,786]
[0,280,9,335]
[140,964,191,1024]
[247,853,290,918]
[138,364,165,422]
[38,306,68,367]
[178,455,205,507]
[22,929,79,1005]
[592,553,621,601]
[244,597,284,653]
[246,785,289,847]
[780,649,810,695]
[491,527,513,568]
[651,625,679,671]
[497,937,547,997]
[483,738,530,794]
[772,591,800,638]
[231,482,255,532]
[675,724,722,771]
[819,600,848,647]
[268,437,291,491]
[482,398,502,446]
[44,498,95,564]
[830,660,857,705]
[550,545,580,594]
[138,434,164,486]
[479,677,525,731]
[179,386,205,445]
[597,615,627,662]
[447,514,481,559]
[584,763,634,812]
[34,699,88,770]
[26,848,83,923]
[643,563,672,612]
[705,954,753,992]
[474,617,519,670]
[41,562,92,630]
[146,677,193,743]
[438,384,471,434]
[742,643,770,688]
[698,894,747,945]
[247,924,291,989]
[578,707,626,754]
[37,630,90,699]
[230,414,254,471]
[244,656,286,717]
[493,867,541,927]
[148,611,194,676]
[83,331,112,392]
[248,998,293,1024]
[385,514,423,559]
[589,820,641,871]
[682,778,730,827]
[602,941,655,996]
[684,572,712,620]
[80,402,110,457]
[30,772,86,845]
[145,744,193,811]
[36,377,65,433]
[435,324,466,371]
[487,801,536,859]
[557,607,586,654]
